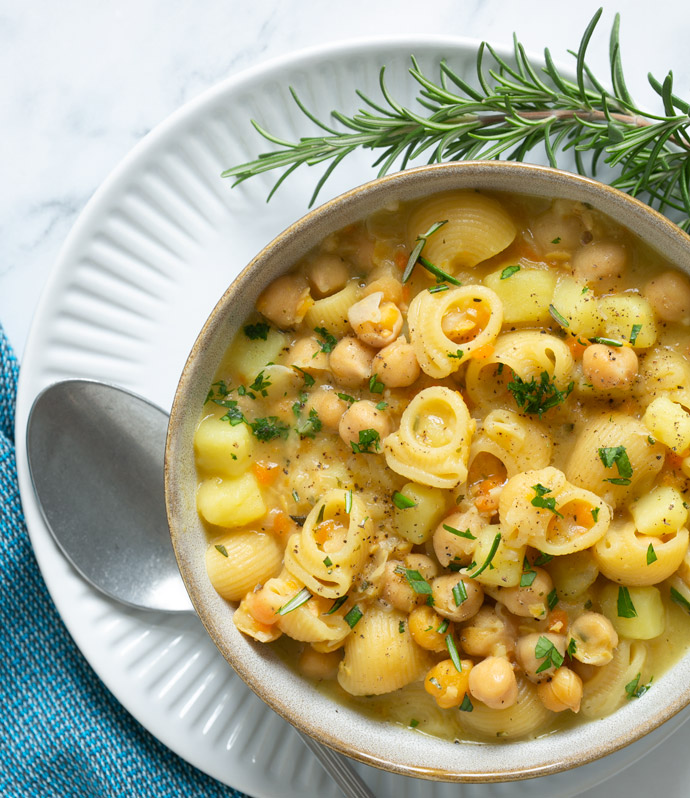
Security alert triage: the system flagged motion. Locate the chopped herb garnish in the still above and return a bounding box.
[534,636,565,673]
[617,586,638,618]
[399,620,405,634]
[507,370,573,418]
[314,326,338,354]
[520,558,537,587]
[500,264,521,280]
[647,435,656,445]
[214,544,229,558]
[244,321,270,340]
[345,490,353,514]
[323,556,333,568]
[292,365,315,387]
[392,491,417,510]
[248,370,272,396]
[396,567,432,595]
[598,445,632,485]
[369,373,385,394]
[467,532,501,578]
[437,619,449,634]
[447,349,464,360]
[548,304,570,328]
[291,489,300,503]
[375,400,388,411]
[316,504,326,524]
[533,551,554,566]
[250,416,290,442]
[417,255,462,286]
[459,694,474,712]
[403,220,449,283]
[205,379,229,403]
[350,428,381,454]
[547,588,559,610]
[443,523,476,540]
[325,595,348,615]
[671,587,690,614]
[337,392,356,404]
[278,587,312,615]
[567,638,577,658]
[445,633,463,672]
[452,580,468,606]
[409,719,420,728]
[296,407,322,438]
[214,399,246,426]
[551,236,562,244]
[530,483,564,517]
[588,336,623,347]
[344,605,363,628]
[591,507,600,522]
[581,286,590,294]
[629,324,642,345]
[646,543,657,565]
[428,283,450,293]
[625,673,653,699]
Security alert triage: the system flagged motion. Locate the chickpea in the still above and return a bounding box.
[380,560,423,613]
[468,656,519,709]
[329,336,375,387]
[305,254,349,298]
[364,274,404,305]
[298,647,342,681]
[304,386,348,430]
[348,291,403,348]
[338,400,391,451]
[531,204,587,252]
[516,632,567,684]
[405,553,439,582]
[289,336,329,371]
[572,241,627,287]
[488,567,554,619]
[536,666,583,713]
[424,658,474,709]
[568,611,618,667]
[408,605,453,652]
[460,605,515,659]
[256,274,313,328]
[582,343,638,390]
[431,574,483,623]
[645,270,690,323]
[371,337,421,388]
[432,509,482,567]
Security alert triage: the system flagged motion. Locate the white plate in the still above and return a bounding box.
[14,35,690,798]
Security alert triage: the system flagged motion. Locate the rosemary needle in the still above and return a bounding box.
[222,9,690,228]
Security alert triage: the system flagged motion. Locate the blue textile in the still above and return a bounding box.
[0,324,249,798]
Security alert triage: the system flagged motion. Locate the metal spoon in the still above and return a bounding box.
[26,378,376,798]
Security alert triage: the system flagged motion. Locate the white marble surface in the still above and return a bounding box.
[4,0,690,795]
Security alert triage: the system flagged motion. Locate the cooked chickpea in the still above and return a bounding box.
[489,567,554,619]
[645,270,690,323]
[531,205,586,251]
[408,605,453,652]
[536,666,583,713]
[468,656,518,709]
[364,273,404,305]
[431,574,483,623]
[572,241,627,287]
[348,292,403,348]
[298,647,342,681]
[380,560,423,613]
[582,343,638,390]
[460,605,515,658]
[338,400,391,451]
[329,336,375,387]
[256,274,313,327]
[305,254,350,298]
[568,611,618,667]
[289,336,329,371]
[424,658,473,709]
[305,386,348,430]
[405,553,439,582]
[516,632,567,684]
[432,509,482,567]
[371,337,421,388]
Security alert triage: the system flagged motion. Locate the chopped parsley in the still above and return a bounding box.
[314,326,338,354]
[393,491,417,510]
[533,551,554,567]
[249,370,271,396]
[337,392,356,404]
[243,321,271,340]
[369,373,385,394]
[345,490,353,514]
[443,523,476,540]
[507,370,574,418]
[547,588,559,611]
[617,586,638,618]
[323,556,333,568]
[500,264,521,280]
[530,483,563,517]
[567,638,577,658]
[625,673,653,699]
[205,379,229,403]
[375,400,388,411]
[214,544,229,558]
[629,324,642,345]
[296,408,322,438]
[214,399,246,426]
[591,507,600,522]
[249,416,290,442]
[646,543,657,565]
[447,349,464,360]
[598,445,632,485]
[551,236,562,244]
[292,365,315,387]
[459,694,474,712]
[409,719,420,728]
[344,605,363,628]
[278,587,312,615]
[399,620,405,634]
[396,567,432,596]
[534,636,564,673]
[350,428,381,454]
[520,558,537,587]
[671,587,690,614]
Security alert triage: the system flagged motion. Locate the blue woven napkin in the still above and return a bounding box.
[0,324,249,798]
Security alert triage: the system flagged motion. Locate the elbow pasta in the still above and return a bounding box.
[193,190,690,745]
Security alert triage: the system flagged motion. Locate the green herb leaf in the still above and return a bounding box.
[337,392,356,404]
[393,491,417,509]
[617,586,638,618]
[345,489,353,514]
[244,322,270,340]
[445,633,463,672]
[314,326,338,354]
[530,483,564,517]
[588,336,623,347]
[443,523,476,540]
[214,544,229,558]
[250,416,290,441]
[296,407,322,438]
[591,507,600,522]
[447,349,464,360]
[598,445,633,485]
[452,580,468,606]
[625,672,653,699]
[325,595,348,615]
[396,567,433,595]
[549,304,570,328]
[671,586,690,614]
[344,605,363,628]
[249,370,272,395]
[437,619,449,634]
[369,373,385,394]
[646,543,657,565]
[375,400,388,410]
[428,283,449,294]
[467,533,501,578]
[534,635,565,673]
[567,638,577,657]
[292,365,315,387]
[533,551,554,567]
[520,558,538,587]
[214,399,246,426]
[507,371,573,418]
[459,694,474,712]
[323,556,333,568]
[500,264,521,280]
[278,587,312,615]
[547,588,559,611]
[629,324,642,345]
[350,428,381,454]
[402,220,448,283]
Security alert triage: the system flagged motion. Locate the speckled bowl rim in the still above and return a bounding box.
[165,160,690,782]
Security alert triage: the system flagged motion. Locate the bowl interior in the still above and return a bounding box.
[165,161,690,781]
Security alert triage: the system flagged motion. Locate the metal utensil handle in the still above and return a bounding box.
[298,731,376,798]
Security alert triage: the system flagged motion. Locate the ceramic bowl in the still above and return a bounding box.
[165,160,690,782]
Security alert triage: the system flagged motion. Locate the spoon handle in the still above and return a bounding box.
[298,731,376,798]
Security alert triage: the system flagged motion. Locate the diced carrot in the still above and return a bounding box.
[314,519,336,546]
[402,283,411,303]
[565,336,588,359]
[395,249,409,271]
[472,343,495,361]
[253,460,280,486]
[271,509,294,539]
[547,609,569,634]
[666,451,685,471]
[472,476,504,514]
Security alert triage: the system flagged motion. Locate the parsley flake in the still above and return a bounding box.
[500,264,521,280]
[250,416,290,442]
[443,523,476,540]
[534,636,565,673]
[530,483,564,517]
[214,544,229,558]
[243,322,270,340]
[507,371,573,418]
[393,491,417,509]
[350,428,381,454]
[598,445,633,485]
[625,673,653,699]
[617,586,638,618]
[369,373,385,394]
[314,326,338,354]
[296,407,322,438]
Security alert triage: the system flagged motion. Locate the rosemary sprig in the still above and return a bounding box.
[221,9,690,227]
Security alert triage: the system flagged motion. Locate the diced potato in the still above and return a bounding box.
[394,482,446,544]
[224,327,289,383]
[631,485,688,536]
[197,472,266,527]
[598,295,657,348]
[643,396,690,452]
[194,415,253,477]
[469,524,523,588]
[550,276,602,337]
[484,265,556,324]
[599,583,665,640]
